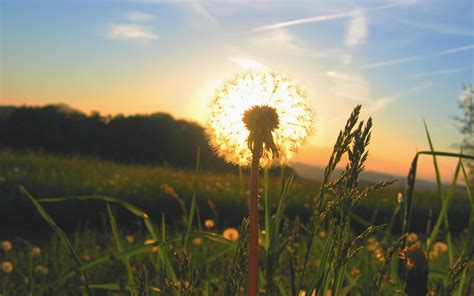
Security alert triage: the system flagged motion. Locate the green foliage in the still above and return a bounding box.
[0,106,472,295]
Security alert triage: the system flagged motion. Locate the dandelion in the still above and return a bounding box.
[34,265,49,276]
[192,237,202,245]
[204,219,215,229]
[223,228,239,241]
[2,261,13,273]
[144,239,158,253]
[407,233,418,243]
[351,267,361,277]
[374,248,385,262]
[82,255,91,262]
[206,69,313,167]
[2,240,12,252]
[367,236,377,244]
[126,235,135,244]
[429,250,439,260]
[367,241,379,251]
[433,241,448,253]
[29,246,41,257]
[207,69,313,296]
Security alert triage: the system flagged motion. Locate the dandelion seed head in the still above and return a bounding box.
[207,69,313,167]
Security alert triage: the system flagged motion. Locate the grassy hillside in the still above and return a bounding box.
[0,149,470,236]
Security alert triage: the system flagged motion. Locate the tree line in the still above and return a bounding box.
[0,104,233,171]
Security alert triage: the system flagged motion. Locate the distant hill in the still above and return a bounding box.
[291,161,439,191]
[0,104,291,174]
[0,105,17,119]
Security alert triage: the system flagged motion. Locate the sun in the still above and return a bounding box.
[206,69,313,167]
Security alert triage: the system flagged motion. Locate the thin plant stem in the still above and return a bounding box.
[248,143,261,296]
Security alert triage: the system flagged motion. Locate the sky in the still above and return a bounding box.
[1,0,473,181]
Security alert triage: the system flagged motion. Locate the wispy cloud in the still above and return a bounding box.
[401,19,474,37]
[230,57,265,70]
[364,81,433,113]
[126,11,155,22]
[249,28,325,58]
[407,67,466,79]
[326,70,371,101]
[106,24,158,41]
[188,2,219,25]
[251,2,411,33]
[365,95,398,113]
[360,44,474,70]
[253,10,353,32]
[344,9,367,48]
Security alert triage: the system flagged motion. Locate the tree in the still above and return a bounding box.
[454,85,474,179]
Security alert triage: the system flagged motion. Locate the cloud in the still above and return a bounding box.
[344,9,367,47]
[365,95,398,113]
[106,24,158,41]
[407,67,466,79]
[230,57,265,70]
[126,11,155,22]
[360,44,474,70]
[249,28,325,58]
[364,81,433,113]
[253,10,353,32]
[326,71,371,101]
[400,19,474,37]
[251,2,411,33]
[188,2,219,25]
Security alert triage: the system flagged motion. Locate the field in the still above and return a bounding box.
[0,113,473,295]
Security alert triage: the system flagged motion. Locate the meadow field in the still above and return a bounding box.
[0,107,472,295]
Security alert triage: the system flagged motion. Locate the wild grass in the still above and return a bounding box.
[0,106,472,295]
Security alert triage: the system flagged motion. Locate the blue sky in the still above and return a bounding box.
[1,0,473,177]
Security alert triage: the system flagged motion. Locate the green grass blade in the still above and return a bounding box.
[460,161,474,252]
[306,231,334,295]
[106,202,136,293]
[184,146,200,251]
[272,173,295,238]
[423,120,444,198]
[263,167,270,251]
[37,194,177,283]
[427,159,461,252]
[424,122,455,264]
[20,186,94,296]
[52,239,171,286]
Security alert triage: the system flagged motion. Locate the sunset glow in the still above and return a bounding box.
[207,70,313,167]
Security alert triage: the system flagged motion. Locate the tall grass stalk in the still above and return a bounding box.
[19,186,94,296]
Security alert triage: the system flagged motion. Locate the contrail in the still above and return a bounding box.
[360,44,474,70]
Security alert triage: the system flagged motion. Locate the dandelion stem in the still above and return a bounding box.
[248,142,261,296]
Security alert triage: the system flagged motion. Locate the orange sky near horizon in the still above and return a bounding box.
[1,96,463,183]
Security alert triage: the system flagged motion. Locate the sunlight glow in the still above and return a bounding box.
[207,69,313,167]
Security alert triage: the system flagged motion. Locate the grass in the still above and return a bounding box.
[0,106,473,295]
[0,150,470,235]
